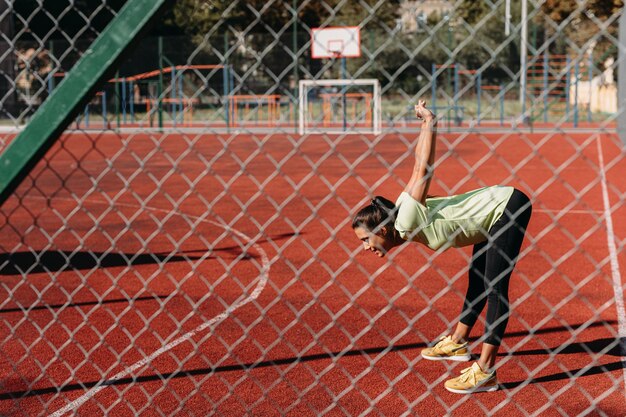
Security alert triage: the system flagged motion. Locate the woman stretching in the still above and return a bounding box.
[352,100,532,394]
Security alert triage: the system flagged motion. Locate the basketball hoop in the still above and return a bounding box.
[330,50,342,59]
[327,40,344,57]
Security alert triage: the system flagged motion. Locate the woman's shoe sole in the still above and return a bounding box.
[445,384,499,394]
[420,353,471,362]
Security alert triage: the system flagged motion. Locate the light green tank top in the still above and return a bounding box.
[394,186,514,250]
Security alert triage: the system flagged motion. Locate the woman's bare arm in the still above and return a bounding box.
[404,100,437,204]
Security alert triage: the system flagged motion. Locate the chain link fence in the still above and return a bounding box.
[1,1,625,416]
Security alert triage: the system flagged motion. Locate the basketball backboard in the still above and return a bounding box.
[311,26,361,59]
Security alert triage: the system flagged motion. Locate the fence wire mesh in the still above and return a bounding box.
[1,0,625,416]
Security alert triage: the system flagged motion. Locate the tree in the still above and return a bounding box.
[12,0,128,42]
[0,1,17,117]
[432,1,523,86]
[539,0,623,63]
[170,0,401,38]
[167,0,401,94]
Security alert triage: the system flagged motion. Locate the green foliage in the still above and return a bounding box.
[542,0,623,23]
[167,0,402,95]
[171,0,402,37]
[539,0,623,67]
[12,0,127,41]
[414,1,522,87]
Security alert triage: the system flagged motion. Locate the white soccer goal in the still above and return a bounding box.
[298,79,382,135]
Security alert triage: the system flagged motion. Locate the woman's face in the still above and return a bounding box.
[354,226,392,257]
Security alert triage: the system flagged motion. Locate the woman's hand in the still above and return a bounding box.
[414,100,436,122]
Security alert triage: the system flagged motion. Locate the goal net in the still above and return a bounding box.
[299,79,381,134]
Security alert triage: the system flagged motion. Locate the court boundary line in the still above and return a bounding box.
[46,201,270,417]
[596,136,626,396]
[8,135,619,412]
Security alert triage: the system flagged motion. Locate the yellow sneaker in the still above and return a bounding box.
[421,335,471,362]
[444,362,498,394]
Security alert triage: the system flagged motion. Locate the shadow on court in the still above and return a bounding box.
[505,337,626,358]
[0,246,263,274]
[500,359,626,389]
[0,250,204,274]
[0,232,297,275]
[1,321,620,400]
[0,294,172,314]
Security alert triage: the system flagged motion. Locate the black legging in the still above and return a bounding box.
[459,189,532,346]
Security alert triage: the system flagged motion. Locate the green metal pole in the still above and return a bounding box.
[574,59,579,127]
[566,56,571,122]
[431,63,437,113]
[292,0,298,133]
[587,54,593,123]
[115,71,120,129]
[342,57,347,132]
[500,84,504,126]
[453,65,459,125]
[171,65,176,128]
[0,0,173,206]
[224,32,230,131]
[49,41,55,91]
[533,51,550,123]
[158,36,164,130]
[446,19,453,121]
[476,72,481,125]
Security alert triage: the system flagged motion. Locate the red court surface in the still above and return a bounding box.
[0,128,625,416]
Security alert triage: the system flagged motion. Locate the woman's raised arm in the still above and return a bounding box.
[404,100,437,204]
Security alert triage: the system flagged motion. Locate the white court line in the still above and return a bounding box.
[44,201,270,417]
[595,137,626,396]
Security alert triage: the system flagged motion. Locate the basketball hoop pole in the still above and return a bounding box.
[311,26,361,133]
[343,56,347,131]
[330,50,348,131]
[336,52,348,131]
